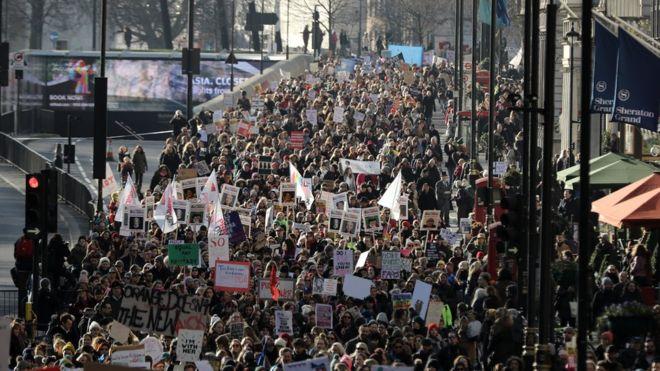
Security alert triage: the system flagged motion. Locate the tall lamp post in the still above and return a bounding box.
[230,0,235,91]
[286,0,290,59]
[565,21,580,159]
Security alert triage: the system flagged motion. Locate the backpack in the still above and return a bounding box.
[15,237,33,260]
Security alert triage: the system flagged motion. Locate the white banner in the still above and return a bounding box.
[340,158,381,175]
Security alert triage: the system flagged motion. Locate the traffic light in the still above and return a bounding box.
[499,193,523,256]
[25,173,46,233]
[42,168,58,233]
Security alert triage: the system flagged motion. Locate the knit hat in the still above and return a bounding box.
[376,312,388,324]
[62,342,76,353]
[209,315,222,332]
[88,321,102,332]
[274,338,287,348]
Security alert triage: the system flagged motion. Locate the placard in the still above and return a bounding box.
[177,168,198,180]
[354,111,365,122]
[425,300,445,326]
[181,178,199,200]
[144,196,155,221]
[290,131,305,150]
[283,357,331,371]
[140,336,163,364]
[459,218,472,234]
[108,320,132,343]
[355,251,370,269]
[411,280,433,319]
[333,249,354,277]
[315,304,333,329]
[328,210,343,233]
[342,275,373,299]
[340,210,361,237]
[208,232,230,265]
[381,251,402,280]
[494,161,508,176]
[176,329,204,362]
[187,203,206,225]
[340,159,381,175]
[275,310,293,336]
[420,210,441,231]
[331,192,348,211]
[279,182,297,206]
[220,184,239,208]
[362,206,382,232]
[111,344,145,365]
[392,292,412,310]
[259,278,294,300]
[117,285,211,336]
[172,199,189,225]
[168,243,200,267]
[127,206,145,232]
[312,278,338,296]
[306,109,318,125]
[214,261,251,292]
[333,106,344,123]
[229,321,244,340]
[195,161,211,176]
[398,195,409,221]
[258,156,272,175]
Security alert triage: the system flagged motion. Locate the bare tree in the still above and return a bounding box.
[109,0,189,49]
[390,0,452,46]
[9,0,74,49]
[289,0,353,36]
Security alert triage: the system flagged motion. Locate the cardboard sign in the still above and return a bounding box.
[494,161,508,176]
[225,211,247,244]
[425,300,445,326]
[220,184,239,208]
[214,261,251,292]
[333,107,344,123]
[306,109,317,125]
[411,280,433,319]
[108,320,132,343]
[280,183,297,206]
[328,210,343,233]
[333,249,354,277]
[117,285,211,336]
[275,310,293,336]
[258,156,272,175]
[258,278,294,300]
[229,321,244,340]
[420,210,441,231]
[340,210,361,237]
[168,243,200,267]
[340,159,381,175]
[459,218,472,234]
[392,292,412,310]
[315,304,333,329]
[111,344,145,365]
[290,131,305,150]
[381,251,402,280]
[140,336,163,364]
[342,275,373,299]
[208,232,230,265]
[176,329,204,362]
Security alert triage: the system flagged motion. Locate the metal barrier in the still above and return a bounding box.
[0,132,96,218]
[0,290,19,317]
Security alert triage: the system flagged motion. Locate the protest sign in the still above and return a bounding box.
[354,111,365,122]
[315,304,333,329]
[176,329,204,362]
[144,196,155,221]
[187,203,206,225]
[339,159,381,175]
[239,214,251,238]
[259,278,294,300]
[380,251,402,280]
[401,258,412,272]
[331,192,348,211]
[411,280,433,320]
[420,210,441,231]
[220,184,239,208]
[460,218,472,234]
[275,310,294,336]
[342,275,373,299]
[328,210,343,234]
[398,195,409,220]
[225,211,247,244]
[181,178,199,200]
[236,121,252,137]
[117,285,211,336]
[333,107,344,123]
[283,357,331,371]
[356,251,370,269]
[214,261,251,292]
[340,210,360,237]
[494,161,508,176]
[425,300,445,326]
[312,278,338,296]
[111,344,145,365]
[195,161,211,176]
[392,292,412,310]
[229,321,244,340]
[140,336,163,364]
[127,206,144,232]
[333,249,354,277]
[362,206,382,232]
[306,109,318,125]
[172,200,189,225]
[108,320,132,343]
[279,183,297,206]
[290,131,305,150]
[177,168,198,180]
[258,156,272,175]
[208,232,229,266]
[168,243,200,267]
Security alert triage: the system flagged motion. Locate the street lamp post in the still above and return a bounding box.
[286,0,290,59]
[357,0,363,57]
[186,0,195,120]
[260,0,265,74]
[230,0,235,91]
[566,22,580,159]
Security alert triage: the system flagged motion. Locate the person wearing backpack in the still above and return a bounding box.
[14,229,34,271]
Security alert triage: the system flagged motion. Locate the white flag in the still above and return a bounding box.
[290,163,314,210]
[115,175,139,223]
[102,162,118,198]
[199,169,219,204]
[378,172,402,220]
[154,182,178,233]
[209,198,227,235]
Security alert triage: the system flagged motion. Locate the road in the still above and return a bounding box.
[21,137,166,195]
[0,161,89,317]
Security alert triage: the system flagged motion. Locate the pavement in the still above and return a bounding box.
[0,160,89,291]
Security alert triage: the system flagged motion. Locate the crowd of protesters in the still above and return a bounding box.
[11,51,659,371]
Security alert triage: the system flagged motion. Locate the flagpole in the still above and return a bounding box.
[486,0,495,220]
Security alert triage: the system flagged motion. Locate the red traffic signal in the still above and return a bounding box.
[28,176,40,189]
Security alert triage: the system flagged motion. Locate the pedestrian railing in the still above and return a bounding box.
[0,132,95,218]
[0,289,19,317]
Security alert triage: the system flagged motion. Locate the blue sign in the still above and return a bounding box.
[337,58,357,73]
[388,45,424,66]
[225,211,246,244]
[590,21,618,113]
[612,29,660,132]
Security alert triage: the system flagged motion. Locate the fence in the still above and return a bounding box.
[0,290,19,317]
[0,131,96,219]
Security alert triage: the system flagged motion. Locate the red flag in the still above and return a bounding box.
[270,265,280,301]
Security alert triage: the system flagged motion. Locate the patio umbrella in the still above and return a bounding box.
[596,188,660,228]
[563,158,658,190]
[556,152,627,183]
[592,173,660,215]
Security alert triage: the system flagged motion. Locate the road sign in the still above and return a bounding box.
[49,31,59,42]
[11,52,26,70]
